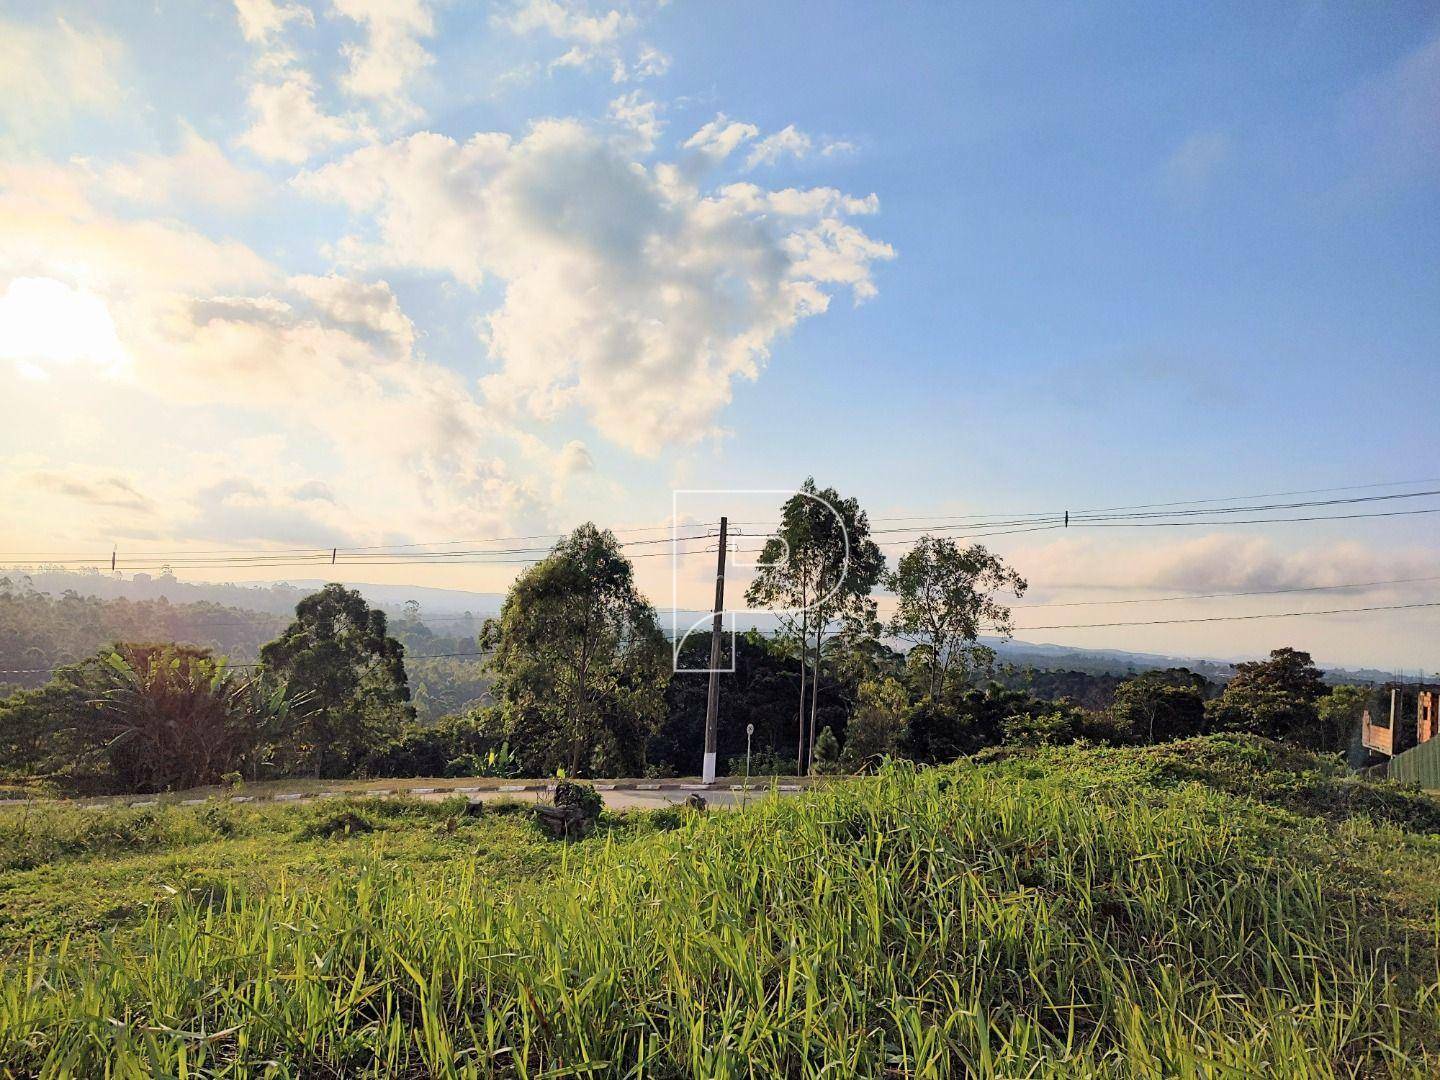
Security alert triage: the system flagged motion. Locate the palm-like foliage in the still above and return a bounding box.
[91,644,297,791]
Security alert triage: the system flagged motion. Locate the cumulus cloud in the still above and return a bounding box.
[0,161,552,543]
[499,0,670,86]
[93,125,266,210]
[297,118,895,452]
[607,90,662,152]
[683,114,759,161]
[614,43,670,83]
[0,15,125,141]
[746,125,811,169]
[557,439,595,476]
[238,70,368,164]
[232,0,436,164]
[504,0,631,47]
[687,116,853,171]
[332,0,436,122]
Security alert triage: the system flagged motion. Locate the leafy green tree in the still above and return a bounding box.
[1,644,298,792]
[1317,684,1368,753]
[810,726,843,775]
[885,538,1027,700]
[745,479,884,774]
[1108,668,1209,743]
[481,524,667,777]
[259,584,414,778]
[652,630,847,775]
[1207,647,1329,746]
[92,644,299,791]
[842,676,910,768]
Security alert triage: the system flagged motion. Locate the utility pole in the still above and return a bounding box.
[702,516,728,784]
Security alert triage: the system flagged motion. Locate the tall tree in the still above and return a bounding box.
[884,537,1027,700]
[1207,646,1329,746]
[1107,668,1208,743]
[481,524,667,776]
[259,584,414,778]
[745,479,884,774]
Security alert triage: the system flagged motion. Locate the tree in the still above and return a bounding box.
[92,644,297,791]
[810,726,843,775]
[745,479,884,774]
[259,584,414,778]
[1,643,298,792]
[481,524,667,777]
[1107,668,1208,743]
[1317,684,1368,754]
[1207,647,1328,746]
[842,676,910,768]
[885,538,1027,700]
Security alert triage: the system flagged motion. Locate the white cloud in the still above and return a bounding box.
[746,125,811,169]
[1013,534,1437,596]
[231,1,398,164]
[557,439,595,476]
[297,118,894,453]
[612,43,670,83]
[332,0,436,122]
[94,126,266,210]
[608,90,662,152]
[504,0,631,47]
[0,161,552,542]
[499,0,670,87]
[0,16,125,141]
[0,161,272,295]
[683,114,759,161]
[686,116,851,171]
[239,72,368,163]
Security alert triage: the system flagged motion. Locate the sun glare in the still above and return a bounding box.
[0,276,128,376]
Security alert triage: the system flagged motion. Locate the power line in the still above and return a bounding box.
[1014,574,1440,609]
[1009,599,1440,632]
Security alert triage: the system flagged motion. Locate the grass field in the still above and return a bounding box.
[2,735,1438,1076]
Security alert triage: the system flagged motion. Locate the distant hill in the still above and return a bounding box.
[1,568,1405,688]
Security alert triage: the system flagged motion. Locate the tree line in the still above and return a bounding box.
[0,480,1376,793]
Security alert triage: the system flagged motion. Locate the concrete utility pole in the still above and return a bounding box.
[702,516,728,783]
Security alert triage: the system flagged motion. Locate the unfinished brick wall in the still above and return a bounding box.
[1419,691,1438,746]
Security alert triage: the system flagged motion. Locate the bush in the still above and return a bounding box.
[726,749,793,777]
[810,727,844,775]
[552,780,603,823]
[296,810,375,841]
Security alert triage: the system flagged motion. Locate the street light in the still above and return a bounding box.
[745,723,754,790]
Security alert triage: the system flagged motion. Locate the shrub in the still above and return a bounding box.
[552,779,603,823]
[296,810,375,841]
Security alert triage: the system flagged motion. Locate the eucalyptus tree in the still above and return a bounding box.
[481,523,668,776]
[884,538,1027,700]
[745,479,884,773]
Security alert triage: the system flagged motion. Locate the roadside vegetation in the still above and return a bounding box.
[2,735,1438,1075]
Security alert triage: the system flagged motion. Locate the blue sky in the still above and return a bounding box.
[1,1,1437,667]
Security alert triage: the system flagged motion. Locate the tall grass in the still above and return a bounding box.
[2,755,1437,1076]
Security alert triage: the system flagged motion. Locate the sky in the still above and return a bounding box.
[1,0,1438,669]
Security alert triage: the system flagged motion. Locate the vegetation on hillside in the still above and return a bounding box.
[1,736,1437,1075]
